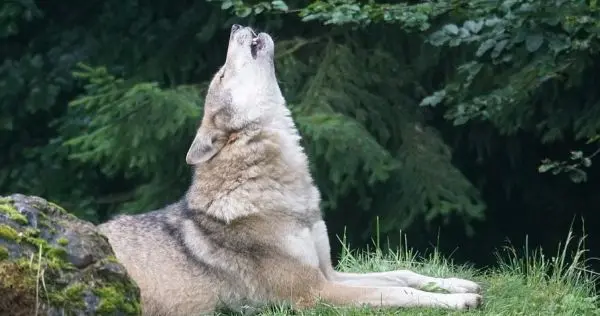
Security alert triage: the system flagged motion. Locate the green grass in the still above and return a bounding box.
[245,229,600,316]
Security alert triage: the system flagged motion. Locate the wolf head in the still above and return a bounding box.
[186,25,286,165]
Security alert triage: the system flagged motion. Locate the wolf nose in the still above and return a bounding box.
[231,24,242,33]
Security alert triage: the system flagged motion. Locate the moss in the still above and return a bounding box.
[20,229,48,249]
[47,282,86,309]
[63,283,85,299]
[16,228,71,271]
[0,254,76,313]
[1,247,79,312]
[23,228,39,237]
[3,253,80,313]
[94,285,141,315]
[0,196,142,314]
[48,201,67,213]
[22,235,47,249]
[45,246,67,261]
[0,246,8,260]
[0,226,68,267]
[32,212,52,231]
[0,203,28,225]
[105,255,119,264]
[30,244,70,271]
[0,261,37,315]
[0,224,19,241]
[36,209,48,220]
[38,219,56,234]
[57,237,69,246]
[48,202,76,220]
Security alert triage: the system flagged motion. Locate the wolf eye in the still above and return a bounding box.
[219,71,225,81]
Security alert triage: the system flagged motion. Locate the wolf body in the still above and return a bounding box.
[98,25,483,315]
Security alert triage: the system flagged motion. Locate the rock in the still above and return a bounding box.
[0,194,141,316]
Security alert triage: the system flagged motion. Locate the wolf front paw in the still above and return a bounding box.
[447,293,483,310]
[440,277,482,294]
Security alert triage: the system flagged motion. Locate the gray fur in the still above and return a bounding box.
[98,25,483,315]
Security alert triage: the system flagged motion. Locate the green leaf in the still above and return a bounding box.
[464,20,483,34]
[271,0,289,12]
[420,90,446,107]
[476,39,496,57]
[485,17,502,27]
[428,30,449,46]
[548,36,570,55]
[570,150,583,160]
[443,24,459,35]
[491,39,508,59]
[538,162,555,173]
[569,169,587,183]
[221,0,233,10]
[500,0,517,12]
[237,6,252,17]
[587,135,600,144]
[453,115,470,126]
[525,34,544,52]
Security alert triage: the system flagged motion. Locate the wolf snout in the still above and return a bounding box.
[231,24,242,33]
[230,24,257,38]
[230,26,256,47]
[251,36,264,50]
[227,25,273,59]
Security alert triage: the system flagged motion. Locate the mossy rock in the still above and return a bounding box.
[0,194,141,316]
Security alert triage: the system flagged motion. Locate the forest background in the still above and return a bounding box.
[2,0,600,271]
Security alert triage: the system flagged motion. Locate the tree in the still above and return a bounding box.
[421,0,600,183]
[2,0,599,264]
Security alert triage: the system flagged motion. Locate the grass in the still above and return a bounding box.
[245,229,600,316]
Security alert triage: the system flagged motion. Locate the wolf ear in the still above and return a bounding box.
[185,128,223,165]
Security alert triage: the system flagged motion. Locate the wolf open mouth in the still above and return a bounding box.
[250,34,263,59]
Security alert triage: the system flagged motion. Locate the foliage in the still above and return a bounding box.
[2,0,600,258]
[0,0,43,38]
[210,0,448,29]
[420,0,600,183]
[539,146,599,183]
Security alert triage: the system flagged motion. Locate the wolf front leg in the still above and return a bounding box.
[330,270,482,294]
[310,221,481,294]
[314,282,483,310]
[266,249,481,311]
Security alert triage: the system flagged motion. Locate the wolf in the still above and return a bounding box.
[98,24,483,315]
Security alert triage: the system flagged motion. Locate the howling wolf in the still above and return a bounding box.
[98,24,483,315]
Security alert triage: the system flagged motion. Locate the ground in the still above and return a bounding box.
[228,232,599,316]
[2,194,597,315]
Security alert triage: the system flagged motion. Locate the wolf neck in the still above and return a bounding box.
[184,106,316,223]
